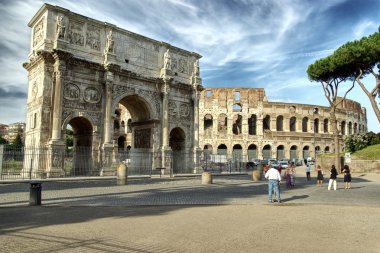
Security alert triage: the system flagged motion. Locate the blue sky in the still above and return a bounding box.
[0,0,379,132]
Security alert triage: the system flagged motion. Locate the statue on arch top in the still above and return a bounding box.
[105,30,114,54]
[193,59,200,77]
[56,15,66,40]
[164,49,171,70]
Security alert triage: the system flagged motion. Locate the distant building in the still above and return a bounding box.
[0,124,8,140]
[0,122,26,144]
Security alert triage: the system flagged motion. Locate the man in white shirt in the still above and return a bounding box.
[265,166,282,203]
[305,164,311,181]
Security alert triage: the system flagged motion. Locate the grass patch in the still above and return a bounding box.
[351,144,380,160]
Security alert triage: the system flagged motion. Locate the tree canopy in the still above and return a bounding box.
[307,29,380,122]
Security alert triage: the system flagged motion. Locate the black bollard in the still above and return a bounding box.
[29,182,42,206]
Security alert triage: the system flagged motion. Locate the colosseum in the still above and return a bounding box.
[198,88,367,163]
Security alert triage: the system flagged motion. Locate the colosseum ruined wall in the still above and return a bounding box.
[199,88,367,162]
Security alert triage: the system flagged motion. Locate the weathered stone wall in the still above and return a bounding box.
[317,155,380,173]
[199,88,367,161]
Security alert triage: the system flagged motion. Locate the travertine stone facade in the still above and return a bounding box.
[199,88,367,161]
[23,4,202,177]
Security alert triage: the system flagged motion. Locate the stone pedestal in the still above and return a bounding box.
[202,171,213,184]
[252,164,263,181]
[101,143,116,176]
[117,163,128,185]
[193,148,203,174]
[47,140,65,178]
[161,147,173,176]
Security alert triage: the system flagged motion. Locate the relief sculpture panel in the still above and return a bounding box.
[33,18,44,47]
[84,87,101,103]
[63,83,101,111]
[86,25,101,51]
[134,128,151,148]
[63,83,80,101]
[67,21,84,46]
[179,103,190,118]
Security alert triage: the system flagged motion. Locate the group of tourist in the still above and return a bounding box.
[264,161,352,203]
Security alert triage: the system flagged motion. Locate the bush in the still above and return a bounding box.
[344,132,380,152]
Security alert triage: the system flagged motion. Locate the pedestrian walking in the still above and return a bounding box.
[265,165,282,203]
[290,162,296,187]
[342,164,352,189]
[306,163,311,181]
[316,165,324,187]
[285,162,295,188]
[328,165,338,191]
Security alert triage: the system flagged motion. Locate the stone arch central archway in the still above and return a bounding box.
[66,116,94,176]
[170,127,186,173]
[114,94,157,175]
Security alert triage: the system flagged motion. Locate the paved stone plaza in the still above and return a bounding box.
[1,170,380,252]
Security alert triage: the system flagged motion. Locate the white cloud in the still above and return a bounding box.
[353,20,377,38]
[0,0,379,132]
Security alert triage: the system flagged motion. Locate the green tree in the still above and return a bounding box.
[66,128,74,149]
[0,135,8,145]
[307,54,355,171]
[12,133,23,147]
[326,28,380,122]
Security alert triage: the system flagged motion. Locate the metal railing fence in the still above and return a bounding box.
[0,146,257,180]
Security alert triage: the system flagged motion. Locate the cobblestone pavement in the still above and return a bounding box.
[1,171,380,207]
[1,171,380,253]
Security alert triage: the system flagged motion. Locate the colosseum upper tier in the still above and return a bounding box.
[199,88,367,161]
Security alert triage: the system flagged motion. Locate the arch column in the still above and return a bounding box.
[103,77,113,146]
[160,78,172,171]
[192,86,203,173]
[47,51,71,178]
[101,70,115,175]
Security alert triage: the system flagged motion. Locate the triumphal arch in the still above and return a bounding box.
[23,4,202,177]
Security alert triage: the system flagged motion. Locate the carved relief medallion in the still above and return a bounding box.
[63,84,80,100]
[168,101,177,116]
[84,87,101,103]
[179,103,190,117]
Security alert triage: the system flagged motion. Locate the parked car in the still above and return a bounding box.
[245,162,256,170]
[279,160,289,169]
[251,159,261,166]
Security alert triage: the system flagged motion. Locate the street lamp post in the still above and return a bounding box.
[312,108,318,171]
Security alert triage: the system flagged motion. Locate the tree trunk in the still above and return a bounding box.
[330,107,341,172]
[356,76,380,123]
[368,94,380,123]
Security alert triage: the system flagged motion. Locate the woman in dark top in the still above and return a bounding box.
[328,165,338,191]
[316,165,324,187]
[342,165,352,189]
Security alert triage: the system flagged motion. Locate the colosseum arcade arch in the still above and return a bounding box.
[248,144,257,160]
[232,144,243,160]
[303,146,310,160]
[276,145,285,160]
[290,145,298,161]
[263,144,271,160]
[217,144,228,155]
